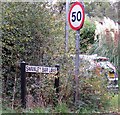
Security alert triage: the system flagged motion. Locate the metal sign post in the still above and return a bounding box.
[65,0,70,53]
[74,29,80,103]
[68,1,85,104]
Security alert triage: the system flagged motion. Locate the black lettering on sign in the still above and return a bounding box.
[30,67,32,71]
[72,11,81,22]
[25,65,32,72]
[36,67,39,72]
[25,65,38,73]
[30,67,35,72]
[50,67,57,73]
[39,67,42,73]
[25,65,29,72]
[42,67,49,73]
[26,66,57,73]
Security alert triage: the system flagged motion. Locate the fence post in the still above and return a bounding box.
[54,64,60,94]
[20,61,26,108]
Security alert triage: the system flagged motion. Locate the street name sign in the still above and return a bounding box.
[25,65,57,74]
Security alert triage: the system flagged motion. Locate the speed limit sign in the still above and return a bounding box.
[68,2,85,30]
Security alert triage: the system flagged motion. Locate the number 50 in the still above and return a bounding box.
[72,11,81,22]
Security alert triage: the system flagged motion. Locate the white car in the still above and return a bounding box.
[71,54,118,89]
[92,56,118,89]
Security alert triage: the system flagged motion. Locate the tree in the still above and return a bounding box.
[80,16,96,53]
[85,1,118,22]
[2,2,57,108]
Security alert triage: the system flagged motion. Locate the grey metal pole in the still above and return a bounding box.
[74,29,80,104]
[73,0,84,106]
[118,28,120,85]
[65,0,69,53]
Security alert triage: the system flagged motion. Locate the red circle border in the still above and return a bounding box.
[68,2,85,30]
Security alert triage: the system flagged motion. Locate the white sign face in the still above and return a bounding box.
[25,65,57,74]
[68,2,85,30]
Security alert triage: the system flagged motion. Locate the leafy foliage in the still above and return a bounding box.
[2,2,57,109]
[85,1,118,22]
[80,16,96,53]
[54,103,69,113]
[89,17,119,66]
[1,1,119,114]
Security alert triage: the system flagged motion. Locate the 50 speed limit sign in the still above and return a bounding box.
[68,2,85,30]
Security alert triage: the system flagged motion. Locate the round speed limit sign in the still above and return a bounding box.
[68,2,85,30]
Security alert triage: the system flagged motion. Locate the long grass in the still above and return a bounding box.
[109,93,119,112]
